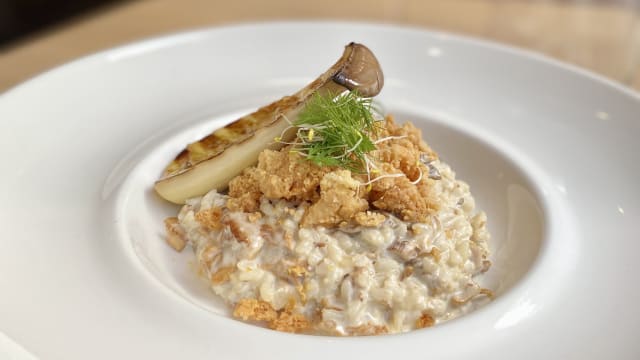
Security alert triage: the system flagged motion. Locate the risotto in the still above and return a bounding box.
[163,116,492,336]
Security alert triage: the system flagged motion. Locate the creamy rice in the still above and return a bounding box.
[172,159,491,335]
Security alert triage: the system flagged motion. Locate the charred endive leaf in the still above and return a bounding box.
[154,43,384,204]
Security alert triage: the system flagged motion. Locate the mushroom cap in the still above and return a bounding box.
[333,42,384,98]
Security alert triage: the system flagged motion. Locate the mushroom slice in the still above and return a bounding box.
[154,42,384,204]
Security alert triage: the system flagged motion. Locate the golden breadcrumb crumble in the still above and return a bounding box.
[224,116,440,227]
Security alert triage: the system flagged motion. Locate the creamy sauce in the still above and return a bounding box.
[174,159,491,335]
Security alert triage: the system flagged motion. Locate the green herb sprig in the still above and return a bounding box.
[290,90,381,172]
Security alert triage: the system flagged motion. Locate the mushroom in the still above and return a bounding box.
[154,42,384,204]
[332,43,384,97]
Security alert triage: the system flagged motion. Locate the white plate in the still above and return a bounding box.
[1,22,638,359]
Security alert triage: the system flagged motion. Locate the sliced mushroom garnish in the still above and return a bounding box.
[451,283,494,305]
[427,164,442,180]
[154,42,384,204]
[420,153,442,180]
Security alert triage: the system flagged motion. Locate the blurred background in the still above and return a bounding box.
[0,0,638,91]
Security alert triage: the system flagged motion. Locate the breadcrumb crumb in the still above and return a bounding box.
[194,207,223,230]
[353,211,386,227]
[416,313,435,329]
[233,298,277,322]
[302,170,368,227]
[224,116,441,226]
[269,309,310,333]
[232,298,310,333]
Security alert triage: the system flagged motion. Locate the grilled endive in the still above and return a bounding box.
[154,43,384,204]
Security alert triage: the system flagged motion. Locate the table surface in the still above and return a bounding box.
[0,0,638,93]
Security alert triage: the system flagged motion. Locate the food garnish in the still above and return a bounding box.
[154,43,383,204]
[283,90,379,172]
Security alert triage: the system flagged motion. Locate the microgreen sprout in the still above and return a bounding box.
[276,90,424,187]
[288,90,382,171]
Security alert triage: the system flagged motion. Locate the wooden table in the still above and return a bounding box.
[1,0,639,93]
